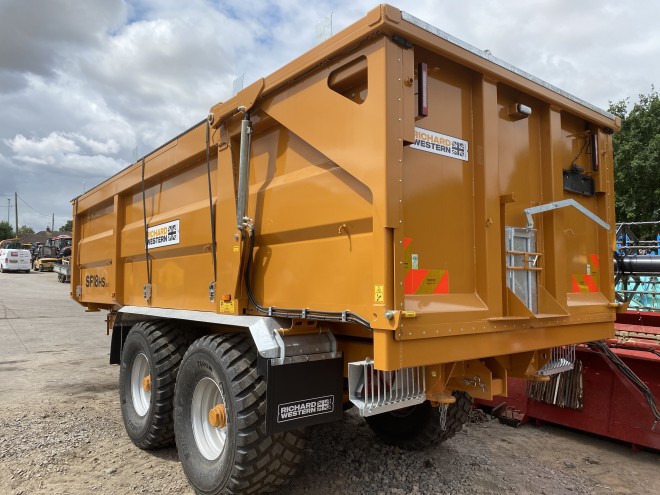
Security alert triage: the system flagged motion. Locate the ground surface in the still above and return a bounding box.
[0,271,658,495]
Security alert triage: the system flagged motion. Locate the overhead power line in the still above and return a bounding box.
[16,194,67,220]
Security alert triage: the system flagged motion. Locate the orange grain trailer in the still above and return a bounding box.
[71,5,620,493]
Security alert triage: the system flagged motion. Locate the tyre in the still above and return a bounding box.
[38,265,44,272]
[175,333,305,495]
[119,320,194,449]
[365,391,472,450]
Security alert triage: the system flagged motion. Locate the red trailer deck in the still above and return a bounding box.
[480,311,660,451]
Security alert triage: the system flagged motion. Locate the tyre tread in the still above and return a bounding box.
[366,392,473,450]
[182,333,304,494]
[122,321,196,449]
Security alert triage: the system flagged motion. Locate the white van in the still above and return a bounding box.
[0,240,32,273]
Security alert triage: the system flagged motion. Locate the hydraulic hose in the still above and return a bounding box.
[243,229,371,329]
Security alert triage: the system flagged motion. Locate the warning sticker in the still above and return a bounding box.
[147,220,179,249]
[374,284,384,303]
[277,396,334,423]
[219,300,235,313]
[411,127,469,161]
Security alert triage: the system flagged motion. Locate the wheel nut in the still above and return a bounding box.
[208,404,227,429]
[142,375,151,393]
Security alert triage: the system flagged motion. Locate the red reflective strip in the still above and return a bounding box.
[404,269,428,294]
[403,237,412,250]
[583,274,598,292]
[589,253,599,271]
[571,275,581,293]
[433,271,449,294]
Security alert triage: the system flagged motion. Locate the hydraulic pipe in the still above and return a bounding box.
[614,255,660,276]
[236,113,252,230]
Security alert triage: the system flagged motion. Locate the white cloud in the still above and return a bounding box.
[4,132,123,178]
[6,133,80,157]
[0,0,659,230]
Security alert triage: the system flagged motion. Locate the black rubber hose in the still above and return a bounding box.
[586,341,660,423]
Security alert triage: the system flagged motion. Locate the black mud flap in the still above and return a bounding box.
[264,356,344,434]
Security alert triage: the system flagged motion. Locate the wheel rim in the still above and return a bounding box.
[130,353,151,416]
[192,377,227,461]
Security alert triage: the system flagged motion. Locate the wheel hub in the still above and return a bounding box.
[208,404,227,428]
[130,353,151,417]
[143,374,152,393]
[192,377,228,461]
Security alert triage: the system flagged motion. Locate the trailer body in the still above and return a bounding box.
[70,4,621,492]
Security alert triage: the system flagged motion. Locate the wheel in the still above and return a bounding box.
[365,391,473,450]
[119,320,194,449]
[175,333,305,495]
[39,265,44,272]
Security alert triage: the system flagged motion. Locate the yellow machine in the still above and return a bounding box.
[71,5,620,494]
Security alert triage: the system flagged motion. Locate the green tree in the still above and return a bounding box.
[610,90,660,239]
[59,219,73,232]
[17,225,34,238]
[0,221,15,241]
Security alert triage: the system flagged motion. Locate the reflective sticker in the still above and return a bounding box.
[572,254,600,293]
[405,269,448,295]
[402,237,448,294]
[571,274,599,293]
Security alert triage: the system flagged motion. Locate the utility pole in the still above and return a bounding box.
[52,213,55,232]
[14,192,18,236]
[6,198,9,223]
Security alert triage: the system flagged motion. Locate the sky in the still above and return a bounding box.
[0,0,658,232]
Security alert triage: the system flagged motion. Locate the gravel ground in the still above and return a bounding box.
[1,271,659,494]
